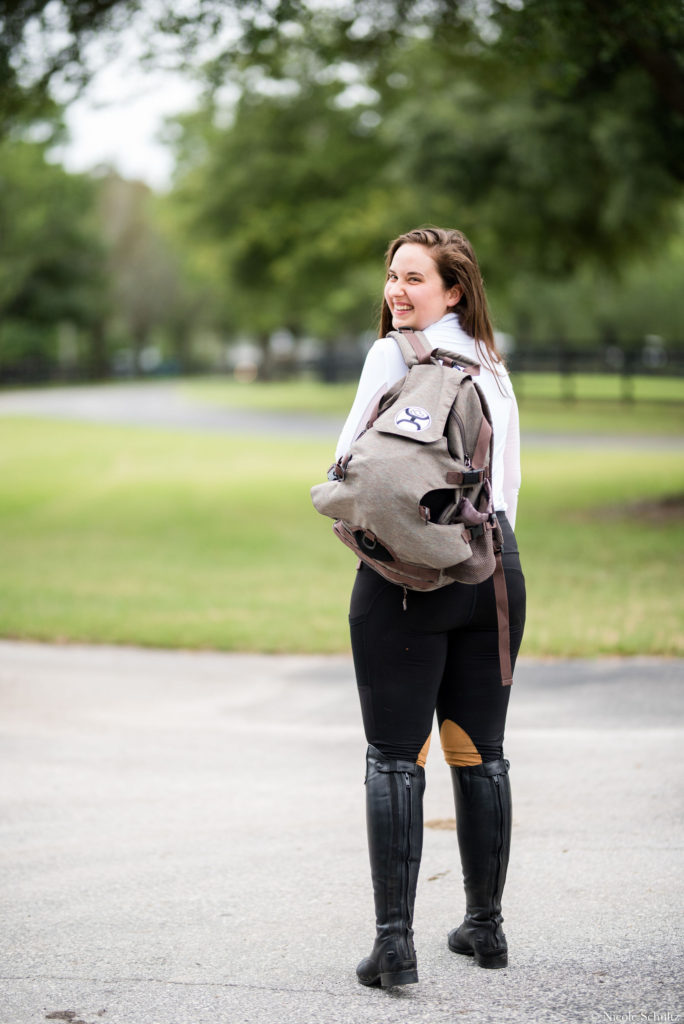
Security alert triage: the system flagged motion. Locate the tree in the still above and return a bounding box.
[0,0,138,137]
[4,0,684,346]
[97,169,222,374]
[480,0,684,269]
[171,71,404,368]
[0,133,108,380]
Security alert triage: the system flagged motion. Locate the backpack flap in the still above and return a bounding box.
[373,363,467,445]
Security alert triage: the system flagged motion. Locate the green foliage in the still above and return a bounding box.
[0,0,139,137]
[3,0,684,364]
[494,2,684,160]
[165,1,684,347]
[0,134,107,379]
[96,170,214,373]
[0,416,681,656]
[173,78,400,341]
[0,137,103,318]
[491,216,684,346]
[367,4,684,275]
[0,319,56,380]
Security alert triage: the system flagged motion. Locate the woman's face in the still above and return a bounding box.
[384,243,461,331]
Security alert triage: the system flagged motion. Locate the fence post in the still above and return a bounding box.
[621,349,635,403]
[559,346,576,402]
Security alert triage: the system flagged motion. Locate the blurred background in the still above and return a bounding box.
[0,0,682,658]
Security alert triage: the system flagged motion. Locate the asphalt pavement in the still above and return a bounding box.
[0,381,342,440]
[1,380,683,448]
[1,641,682,1024]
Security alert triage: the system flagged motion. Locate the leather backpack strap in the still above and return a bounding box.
[387,329,433,367]
[492,549,513,686]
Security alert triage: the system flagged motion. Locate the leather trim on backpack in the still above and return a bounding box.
[392,328,432,365]
[332,521,446,589]
[472,415,493,470]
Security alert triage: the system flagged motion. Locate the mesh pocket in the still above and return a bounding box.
[447,518,503,584]
[448,536,494,583]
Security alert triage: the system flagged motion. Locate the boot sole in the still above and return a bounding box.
[449,942,508,969]
[380,968,419,988]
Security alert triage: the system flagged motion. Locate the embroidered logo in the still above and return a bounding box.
[394,406,432,432]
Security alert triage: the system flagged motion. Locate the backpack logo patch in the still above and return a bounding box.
[394,406,432,432]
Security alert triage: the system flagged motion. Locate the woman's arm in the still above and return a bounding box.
[334,341,394,459]
[501,393,521,531]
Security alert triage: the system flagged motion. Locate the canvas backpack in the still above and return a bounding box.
[311,327,512,685]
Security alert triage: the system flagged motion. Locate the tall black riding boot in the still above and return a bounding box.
[356,744,425,988]
[448,759,511,969]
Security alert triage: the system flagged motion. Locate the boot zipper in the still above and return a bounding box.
[493,774,504,907]
[403,771,412,939]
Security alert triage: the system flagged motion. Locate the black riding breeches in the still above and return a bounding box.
[349,513,526,767]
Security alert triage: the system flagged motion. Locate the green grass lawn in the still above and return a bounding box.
[182,374,684,436]
[511,371,684,403]
[1,416,682,657]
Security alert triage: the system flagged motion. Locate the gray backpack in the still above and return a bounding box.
[311,328,512,684]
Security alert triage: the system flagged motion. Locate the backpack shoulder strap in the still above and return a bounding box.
[387,329,433,367]
[388,330,482,377]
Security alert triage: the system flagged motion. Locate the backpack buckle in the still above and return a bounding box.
[461,469,483,485]
[328,456,350,482]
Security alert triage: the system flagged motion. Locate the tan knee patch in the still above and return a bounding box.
[416,734,431,767]
[440,719,482,766]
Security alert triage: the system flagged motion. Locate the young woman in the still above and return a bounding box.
[336,227,527,988]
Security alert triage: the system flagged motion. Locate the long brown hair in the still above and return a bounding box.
[378,227,503,366]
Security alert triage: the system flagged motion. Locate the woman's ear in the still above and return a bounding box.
[447,286,463,308]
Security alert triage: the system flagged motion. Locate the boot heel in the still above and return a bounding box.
[473,949,508,969]
[380,967,419,988]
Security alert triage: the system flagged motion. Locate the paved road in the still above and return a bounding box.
[1,380,682,448]
[1,642,682,1024]
[0,381,344,440]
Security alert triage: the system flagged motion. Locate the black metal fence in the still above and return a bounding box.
[2,342,683,394]
[313,344,684,400]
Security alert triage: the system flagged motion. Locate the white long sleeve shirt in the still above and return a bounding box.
[335,313,521,529]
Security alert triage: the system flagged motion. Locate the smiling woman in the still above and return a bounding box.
[378,227,505,370]
[326,226,526,990]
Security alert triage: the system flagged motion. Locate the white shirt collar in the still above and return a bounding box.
[422,312,476,350]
